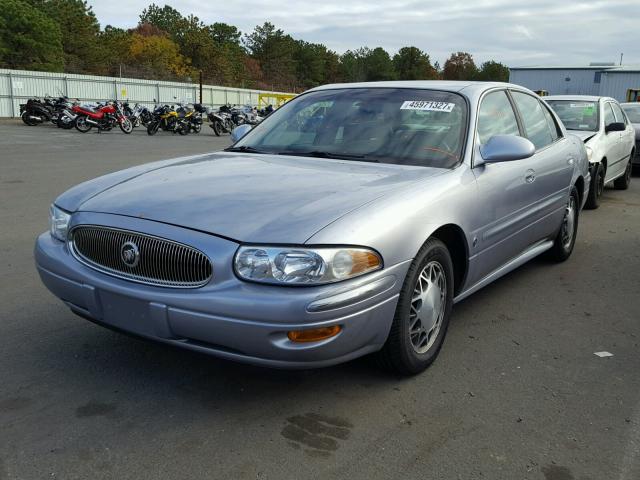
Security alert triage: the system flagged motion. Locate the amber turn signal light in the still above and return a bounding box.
[287,325,341,343]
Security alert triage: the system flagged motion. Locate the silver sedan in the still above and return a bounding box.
[35,81,590,374]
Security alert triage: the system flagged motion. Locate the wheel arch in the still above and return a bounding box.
[429,224,469,296]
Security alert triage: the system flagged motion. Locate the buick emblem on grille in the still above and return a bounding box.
[120,241,140,268]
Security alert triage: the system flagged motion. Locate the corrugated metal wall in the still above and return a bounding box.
[599,72,640,101]
[0,68,291,117]
[509,69,602,96]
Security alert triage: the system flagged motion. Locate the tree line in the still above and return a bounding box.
[0,0,511,92]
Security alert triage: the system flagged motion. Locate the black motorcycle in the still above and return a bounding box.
[20,98,53,126]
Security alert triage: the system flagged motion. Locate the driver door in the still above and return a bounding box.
[470,89,538,282]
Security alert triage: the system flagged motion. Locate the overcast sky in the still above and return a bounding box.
[87,0,640,67]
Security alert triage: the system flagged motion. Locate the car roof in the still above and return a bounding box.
[306,80,528,97]
[545,95,614,102]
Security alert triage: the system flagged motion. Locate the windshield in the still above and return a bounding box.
[546,100,599,131]
[621,104,640,123]
[234,88,468,168]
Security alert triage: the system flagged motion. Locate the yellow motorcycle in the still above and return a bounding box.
[146,104,189,136]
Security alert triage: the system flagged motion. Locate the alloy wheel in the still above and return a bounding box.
[409,261,447,354]
[561,194,576,249]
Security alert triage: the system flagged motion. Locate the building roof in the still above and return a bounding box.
[511,65,640,72]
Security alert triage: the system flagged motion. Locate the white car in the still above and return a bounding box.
[546,96,635,208]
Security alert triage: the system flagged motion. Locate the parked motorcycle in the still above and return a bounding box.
[208,107,235,136]
[73,101,133,134]
[127,103,153,128]
[146,104,189,136]
[182,103,206,134]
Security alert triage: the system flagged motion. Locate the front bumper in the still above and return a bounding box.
[35,214,407,369]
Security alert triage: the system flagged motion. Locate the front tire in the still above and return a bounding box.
[376,238,454,375]
[119,118,133,134]
[212,120,222,136]
[614,158,632,190]
[547,186,579,262]
[585,163,603,209]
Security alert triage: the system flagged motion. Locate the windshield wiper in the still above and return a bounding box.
[224,145,269,154]
[278,150,379,162]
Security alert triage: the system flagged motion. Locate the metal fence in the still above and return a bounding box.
[0,68,292,117]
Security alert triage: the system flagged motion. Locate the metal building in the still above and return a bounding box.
[509,64,640,101]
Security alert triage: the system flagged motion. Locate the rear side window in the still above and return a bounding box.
[604,103,616,126]
[610,103,628,125]
[511,92,554,150]
[541,104,561,141]
[477,91,520,144]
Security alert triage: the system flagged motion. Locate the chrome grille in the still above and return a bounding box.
[70,226,212,288]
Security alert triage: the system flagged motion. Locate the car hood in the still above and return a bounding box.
[631,123,640,140]
[62,152,443,243]
[567,130,598,142]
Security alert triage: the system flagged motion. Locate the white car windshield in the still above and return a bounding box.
[232,88,468,168]
[546,100,599,132]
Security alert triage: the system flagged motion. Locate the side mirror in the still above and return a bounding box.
[605,122,625,133]
[231,124,252,143]
[477,135,536,166]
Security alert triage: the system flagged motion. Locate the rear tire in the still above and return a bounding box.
[613,158,632,190]
[147,121,160,136]
[547,186,579,262]
[376,238,454,375]
[21,111,40,126]
[585,163,603,209]
[74,115,92,133]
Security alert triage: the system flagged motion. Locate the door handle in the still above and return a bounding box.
[525,169,536,183]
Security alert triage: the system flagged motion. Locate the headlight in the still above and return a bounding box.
[234,246,382,285]
[585,145,593,162]
[49,204,71,241]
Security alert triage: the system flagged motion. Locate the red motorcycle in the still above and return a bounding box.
[73,101,133,134]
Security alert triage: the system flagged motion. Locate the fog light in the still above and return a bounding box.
[287,325,341,343]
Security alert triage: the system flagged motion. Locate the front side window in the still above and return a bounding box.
[546,100,599,132]
[477,90,520,144]
[234,88,468,168]
[604,103,616,126]
[511,92,554,150]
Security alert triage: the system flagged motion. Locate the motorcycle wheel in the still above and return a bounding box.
[147,121,160,136]
[74,116,92,133]
[178,123,189,135]
[21,111,40,126]
[120,118,133,134]
[57,115,74,130]
[192,123,202,134]
[212,120,222,136]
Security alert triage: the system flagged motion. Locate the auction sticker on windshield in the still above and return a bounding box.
[400,101,455,112]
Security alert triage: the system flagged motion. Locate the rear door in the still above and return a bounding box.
[602,101,622,182]
[611,101,635,172]
[510,91,574,237]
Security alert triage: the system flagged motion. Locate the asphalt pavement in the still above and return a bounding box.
[0,120,639,480]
